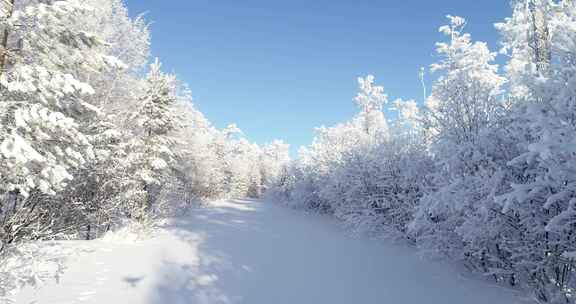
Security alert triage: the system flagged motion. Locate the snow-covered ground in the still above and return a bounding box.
[13,199,529,304]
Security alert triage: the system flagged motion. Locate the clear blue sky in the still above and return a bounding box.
[123,0,511,155]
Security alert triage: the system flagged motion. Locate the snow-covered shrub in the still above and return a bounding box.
[0,242,69,302]
[268,5,576,302]
[488,2,576,301]
[329,139,432,238]
[409,14,508,259]
[269,75,433,239]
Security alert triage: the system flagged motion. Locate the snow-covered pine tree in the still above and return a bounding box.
[0,0,123,247]
[125,58,179,219]
[57,0,151,239]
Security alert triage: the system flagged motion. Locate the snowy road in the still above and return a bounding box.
[15,199,527,304]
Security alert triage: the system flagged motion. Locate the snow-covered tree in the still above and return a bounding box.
[124,58,179,218]
[267,6,576,304]
[423,15,506,146]
[1,0,101,196]
[493,2,576,301]
[260,140,290,190]
[497,0,553,100]
[0,0,124,247]
[409,15,511,276]
[354,75,389,140]
[0,0,275,297]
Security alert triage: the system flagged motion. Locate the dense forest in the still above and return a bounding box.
[0,0,290,298]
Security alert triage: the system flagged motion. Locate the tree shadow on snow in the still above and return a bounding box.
[145,199,527,304]
[146,199,272,304]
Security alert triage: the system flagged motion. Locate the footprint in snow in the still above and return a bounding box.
[123,276,145,287]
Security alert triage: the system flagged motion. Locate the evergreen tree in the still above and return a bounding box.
[125,58,179,218]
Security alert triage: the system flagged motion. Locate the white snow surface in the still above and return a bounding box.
[13,199,528,304]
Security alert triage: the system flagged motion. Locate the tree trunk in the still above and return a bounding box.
[0,0,16,79]
[143,183,153,215]
[528,0,551,74]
